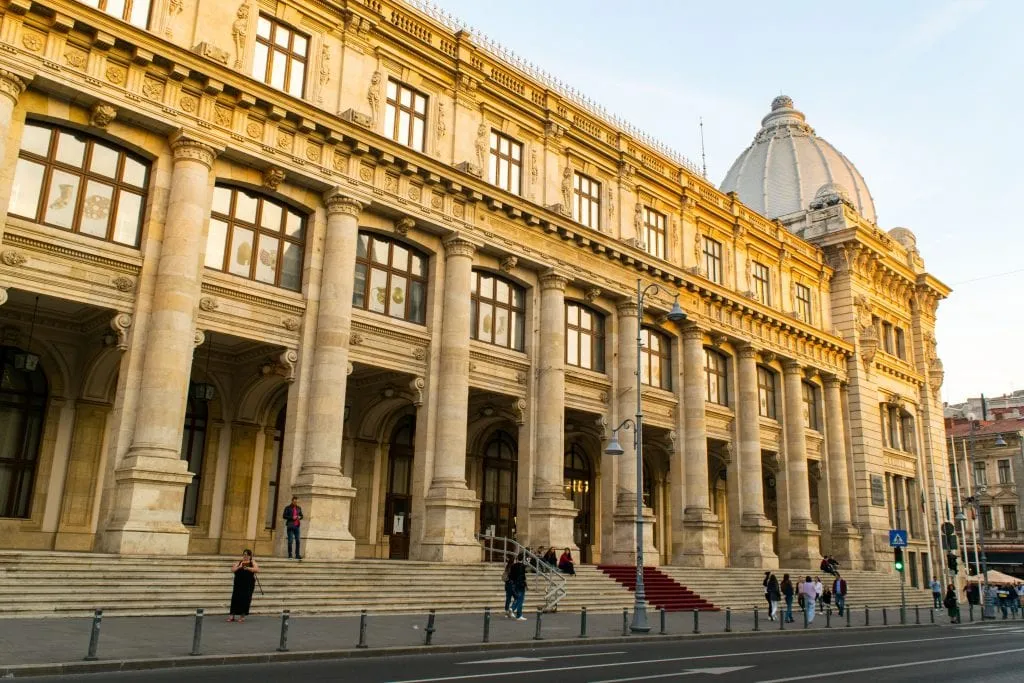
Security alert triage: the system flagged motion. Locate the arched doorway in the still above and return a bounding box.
[180,392,209,526]
[385,416,415,559]
[480,430,517,540]
[564,443,594,563]
[0,346,48,518]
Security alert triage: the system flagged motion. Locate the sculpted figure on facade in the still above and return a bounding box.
[231,3,250,70]
[367,71,382,126]
[561,165,572,213]
[475,122,487,170]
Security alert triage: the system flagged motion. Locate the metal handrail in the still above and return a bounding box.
[477,533,567,612]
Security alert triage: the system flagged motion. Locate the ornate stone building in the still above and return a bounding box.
[0,0,950,578]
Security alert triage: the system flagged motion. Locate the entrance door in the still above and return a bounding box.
[385,417,414,559]
[564,444,593,564]
[480,431,517,542]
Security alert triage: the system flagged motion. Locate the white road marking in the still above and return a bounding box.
[592,666,753,682]
[385,631,1005,683]
[459,651,626,665]
[755,646,1024,682]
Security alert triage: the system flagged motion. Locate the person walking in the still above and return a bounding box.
[282,496,303,560]
[509,553,528,621]
[502,555,516,617]
[799,576,817,625]
[930,577,943,610]
[762,571,772,614]
[832,573,847,617]
[765,573,781,621]
[781,574,795,623]
[943,583,961,624]
[814,576,824,614]
[227,549,259,623]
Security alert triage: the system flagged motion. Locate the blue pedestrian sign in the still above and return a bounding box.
[889,530,908,548]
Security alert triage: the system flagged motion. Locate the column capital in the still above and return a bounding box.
[821,372,843,389]
[442,233,477,258]
[736,343,758,360]
[324,189,364,216]
[169,132,218,169]
[680,323,704,342]
[616,299,639,318]
[539,269,570,291]
[781,358,804,374]
[0,68,28,105]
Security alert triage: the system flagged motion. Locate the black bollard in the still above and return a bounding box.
[779,607,785,630]
[660,607,666,635]
[846,606,851,627]
[753,605,759,632]
[483,607,491,644]
[915,605,920,625]
[84,609,102,661]
[692,608,700,634]
[276,610,290,652]
[622,608,629,636]
[882,607,888,626]
[357,609,368,649]
[533,607,543,641]
[424,610,436,646]
[725,607,732,633]
[930,606,935,624]
[900,605,906,625]
[580,607,588,638]
[865,605,870,626]
[189,608,204,656]
[826,607,831,628]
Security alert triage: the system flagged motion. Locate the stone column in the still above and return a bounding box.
[289,190,364,559]
[102,133,217,555]
[420,234,481,562]
[673,324,724,567]
[608,300,657,565]
[823,374,860,563]
[0,69,28,234]
[782,359,820,564]
[734,344,778,567]
[528,270,577,551]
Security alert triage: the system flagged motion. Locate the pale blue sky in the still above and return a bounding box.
[432,0,1019,404]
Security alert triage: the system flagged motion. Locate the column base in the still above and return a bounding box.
[828,526,862,569]
[99,453,194,555]
[733,514,778,568]
[671,510,725,568]
[416,486,481,563]
[786,519,821,567]
[606,506,659,566]
[289,465,357,560]
[527,496,578,553]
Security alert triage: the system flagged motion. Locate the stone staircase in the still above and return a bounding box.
[657,566,934,612]
[598,566,718,611]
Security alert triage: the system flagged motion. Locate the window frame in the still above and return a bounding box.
[1003,505,1018,532]
[999,459,1012,485]
[980,505,993,532]
[488,130,523,195]
[642,207,666,260]
[0,346,47,519]
[79,0,151,28]
[795,283,812,323]
[572,172,601,230]
[895,327,907,360]
[352,232,429,325]
[384,79,428,152]
[470,270,526,352]
[704,348,728,406]
[565,301,605,372]
[253,13,309,98]
[751,261,771,305]
[639,327,671,390]
[757,366,777,419]
[703,236,723,284]
[802,381,819,431]
[974,461,988,488]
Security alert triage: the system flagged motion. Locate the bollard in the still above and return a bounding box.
[900,605,906,625]
[83,609,102,661]
[826,607,831,629]
[357,609,368,649]
[779,607,785,630]
[865,605,870,626]
[189,608,204,657]
[915,605,920,625]
[753,605,759,632]
[882,607,888,626]
[725,607,732,633]
[533,607,543,641]
[660,607,666,635]
[846,606,851,627]
[930,606,935,624]
[692,608,700,634]
[482,607,491,644]
[622,608,629,636]
[424,610,436,646]
[276,610,290,652]
[580,607,588,638]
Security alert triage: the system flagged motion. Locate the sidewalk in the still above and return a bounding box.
[0,604,947,673]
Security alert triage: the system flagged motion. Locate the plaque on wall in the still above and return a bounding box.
[870,474,886,506]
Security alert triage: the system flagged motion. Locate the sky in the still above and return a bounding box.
[429,0,1021,405]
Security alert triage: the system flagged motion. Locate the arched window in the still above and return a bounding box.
[10,122,149,247]
[566,302,605,372]
[640,328,671,390]
[0,347,47,518]
[353,232,428,324]
[704,349,728,406]
[471,271,525,351]
[180,394,209,526]
[205,185,306,291]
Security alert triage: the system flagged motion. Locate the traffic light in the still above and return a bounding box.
[947,552,959,572]
[894,547,904,572]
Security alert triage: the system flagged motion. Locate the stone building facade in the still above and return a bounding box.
[0,0,950,577]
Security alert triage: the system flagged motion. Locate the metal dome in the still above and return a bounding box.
[720,96,877,224]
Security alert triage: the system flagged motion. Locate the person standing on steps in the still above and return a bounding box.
[832,573,847,617]
[781,574,795,623]
[502,555,516,617]
[799,575,817,625]
[510,553,528,621]
[930,577,943,610]
[282,496,304,560]
[227,549,259,623]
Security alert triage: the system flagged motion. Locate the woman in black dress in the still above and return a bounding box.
[227,549,259,623]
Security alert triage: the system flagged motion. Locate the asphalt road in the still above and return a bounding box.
[22,623,1024,682]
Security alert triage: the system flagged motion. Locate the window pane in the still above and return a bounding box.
[389,275,407,318]
[384,103,396,139]
[205,218,228,269]
[20,123,51,157]
[412,118,424,150]
[273,26,290,48]
[414,94,426,114]
[270,50,287,89]
[398,111,411,144]
[387,80,397,99]
[292,33,308,57]
[257,16,272,39]
[495,279,509,304]
[494,306,509,346]
[479,275,494,299]
[567,330,579,366]
[478,302,493,340]
[512,311,524,351]
[229,226,254,277]
[260,201,282,230]
[356,233,368,259]
[255,234,279,284]
[285,211,303,239]
[651,354,661,388]
[9,158,45,219]
[391,244,409,271]
[79,180,114,238]
[580,334,592,368]
[641,352,650,385]
[252,42,269,82]
[400,88,412,107]
[128,0,150,28]
[85,143,118,178]
[121,156,147,189]
[55,132,86,167]
[280,242,302,290]
[371,238,388,264]
[288,61,305,97]
[235,192,258,223]
[352,263,367,308]
[212,186,232,215]
[410,253,426,277]
[43,170,80,229]
[368,268,388,313]
[408,281,425,323]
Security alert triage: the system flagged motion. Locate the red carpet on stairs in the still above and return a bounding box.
[598,565,718,612]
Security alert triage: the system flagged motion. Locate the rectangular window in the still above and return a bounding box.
[1003,505,1018,531]
[882,322,894,354]
[643,207,666,260]
[757,366,776,419]
[887,405,901,450]
[752,262,770,305]
[565,302,605,372]
[703,236,723,284]
[795,283,812,323]
[79,0,151,28]
[974,461,988,488]
[704,349,728,406]
[802,382,819,431]
[895,327,907,360]
[384,79,427,152]
[572,172,601,230]
[900,414,915,454]
[488,131,522,195]
[639,328,671,390]
[253,15,308,98]
[980,505,993,532]
[999,459,1012,485]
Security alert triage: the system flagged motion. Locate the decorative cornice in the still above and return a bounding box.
[3,230,140,274]
[170,133,217,169]
[324,189,363,216]
[199,282,304,316]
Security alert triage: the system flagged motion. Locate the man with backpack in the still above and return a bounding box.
[833,573,848,616]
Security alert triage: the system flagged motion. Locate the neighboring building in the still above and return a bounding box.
[946,416,1024,577]
[945,392,1024,421]
[0,0,950,580]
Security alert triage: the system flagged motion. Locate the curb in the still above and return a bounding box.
[0,623,939,678]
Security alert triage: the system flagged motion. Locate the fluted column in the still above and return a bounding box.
[289,190,364,559]
[734,344,778,567]
[782,359,820,564]
[420,234,480,562]
[102,133,218,555]
[528,270,577,550]
[672,324,724,567]
[824,374,861,563]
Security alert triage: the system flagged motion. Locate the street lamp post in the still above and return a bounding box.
[605,279,686,634]
[964,415,1005,620]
